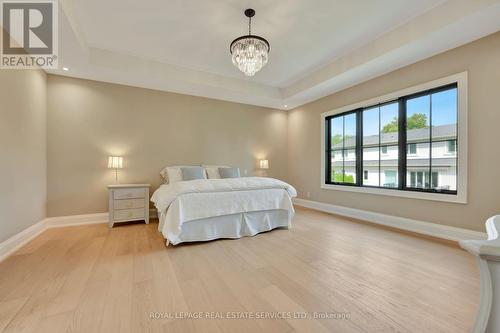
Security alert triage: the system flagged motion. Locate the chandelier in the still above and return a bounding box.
[230,9,270,76]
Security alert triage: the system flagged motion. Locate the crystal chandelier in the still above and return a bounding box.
[230,9,270,76]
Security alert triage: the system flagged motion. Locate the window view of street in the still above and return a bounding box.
[328,85,457,192]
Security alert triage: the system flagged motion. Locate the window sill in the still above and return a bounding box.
[321,183,467,204]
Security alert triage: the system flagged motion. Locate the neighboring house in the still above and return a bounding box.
[331,124,457,190]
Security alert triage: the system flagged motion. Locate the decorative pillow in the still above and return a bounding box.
[159,167,170,182]
[166,167,183,183]
[181,167,205,181]
[160,165,203,183]
[219,167,240,178]
[202,165,229,179]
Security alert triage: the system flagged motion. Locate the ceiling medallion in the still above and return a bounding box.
[230,8,270,77]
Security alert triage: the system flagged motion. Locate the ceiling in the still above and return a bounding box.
[50,0,500,109]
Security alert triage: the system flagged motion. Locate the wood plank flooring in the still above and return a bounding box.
[0,207,480,333]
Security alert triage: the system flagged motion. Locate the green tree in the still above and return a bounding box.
[331,134,354,146]
[332,172,354,184]
[381,113,428,133]
[332,134,343,145]
[381,118,398,133]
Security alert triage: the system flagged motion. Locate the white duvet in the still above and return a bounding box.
[151,177,297,242]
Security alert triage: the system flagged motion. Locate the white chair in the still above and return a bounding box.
[460,215,500,333]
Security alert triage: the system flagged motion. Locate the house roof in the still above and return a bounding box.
[333,158,457,168]
[332,124,456,149]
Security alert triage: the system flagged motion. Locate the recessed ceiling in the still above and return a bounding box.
[50,0,500,109]
[69,0,446,87]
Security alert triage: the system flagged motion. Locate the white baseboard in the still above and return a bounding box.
[0,219,48,262]
[0,213,108,262]
[45,213,109,228]
[0,208,158,262]
[293,198,487,242]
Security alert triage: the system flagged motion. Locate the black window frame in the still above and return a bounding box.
[325,109,361,186]
[325,82,458,195]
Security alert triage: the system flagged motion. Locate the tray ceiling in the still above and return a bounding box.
[49,0,500,109]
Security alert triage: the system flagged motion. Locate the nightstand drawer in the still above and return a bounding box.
[113,208,145,221]
[113,188,146,200]
[113,198,145,210]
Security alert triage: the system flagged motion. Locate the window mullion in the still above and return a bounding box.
[429,94,433,190]
[326,117,331,184]
[378,105,381,187]
[356,109,362,186]
[342,116,345,183]
[398,98,406,190]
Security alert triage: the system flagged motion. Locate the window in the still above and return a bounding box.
[361,102,399,188]
[432,171,438,188]
[408,143,417,155]
[409,171,439,189]
[383,170,397,188]
[447,139,456,153]
[324,79,463,199]
[405,84,458,192]
[328,112,357,185]
[410,171,416,187]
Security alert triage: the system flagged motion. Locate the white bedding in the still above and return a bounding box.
[151,177,297,244]
[160,210,290,245]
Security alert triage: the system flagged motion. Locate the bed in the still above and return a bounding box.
[151,176,297,246]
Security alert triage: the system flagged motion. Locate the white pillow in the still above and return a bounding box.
[166,167,183,183]
[159,167,170,182]
[160,166,204,184]
[202,165,229,179]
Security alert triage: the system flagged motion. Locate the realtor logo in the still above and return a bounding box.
[1,0,58,69]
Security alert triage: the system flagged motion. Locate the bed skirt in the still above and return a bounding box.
[161,209,290,245]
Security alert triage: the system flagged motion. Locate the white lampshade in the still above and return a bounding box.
[259,159,269,169]
[108,156,123,169]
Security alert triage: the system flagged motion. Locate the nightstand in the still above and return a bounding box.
[107,184,150,228]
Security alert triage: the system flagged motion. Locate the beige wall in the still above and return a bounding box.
[288,32,500,232]
[0,69,47,242]
[47,76,288,217]
[39,32,500,230]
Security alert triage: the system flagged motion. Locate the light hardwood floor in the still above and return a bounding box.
[0,207,479,333]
